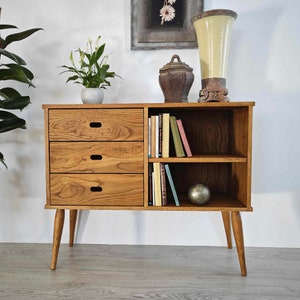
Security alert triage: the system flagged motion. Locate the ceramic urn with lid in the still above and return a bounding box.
[159,54,194,103]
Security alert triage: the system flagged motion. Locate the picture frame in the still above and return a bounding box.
[131,0,204,50]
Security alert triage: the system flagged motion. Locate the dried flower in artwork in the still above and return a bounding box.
[160,0,176,25]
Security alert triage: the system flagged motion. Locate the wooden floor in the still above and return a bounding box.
[0,244,299,299]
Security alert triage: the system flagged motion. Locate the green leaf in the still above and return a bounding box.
[19,65,34,81]
[0,117,26,133]
[0,152,8,169]
[95,44,105,62]
[0,24,18,30]
[0,49,26,65]
[0,110,20,120]
[0,67,35,87]
[66,75,80,83]
[0,96,30,110]
[4,28,43,48]
[105,71,117,78]
[0,87,21,99]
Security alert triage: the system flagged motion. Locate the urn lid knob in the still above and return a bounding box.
[159,54,193,73]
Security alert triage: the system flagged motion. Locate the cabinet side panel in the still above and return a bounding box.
[231,108,248,156]
[231,163,249,207]
[230,106,253,208]
[246,106,253,206]
[143,107,149,207]
[43,108,51,206]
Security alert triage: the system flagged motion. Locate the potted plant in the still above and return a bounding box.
[0,7,42,168]
[60,36,120,104]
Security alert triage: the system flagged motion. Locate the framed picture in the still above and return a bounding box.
[131,0,204,50]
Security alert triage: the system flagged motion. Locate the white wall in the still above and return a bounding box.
[0,0,299,248]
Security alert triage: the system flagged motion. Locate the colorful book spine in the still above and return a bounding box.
[158,114,162,157]
[164,164,180,206]
[153,162,162,206]
[160,163,167,206]
[152,170,156,206]
[155,115,159,157]
[148,117,151,158]
[170,116,185,157]
[176,119,192,157]
[162,113,170,158]
[150,115,156,158]
[148,163,153,206]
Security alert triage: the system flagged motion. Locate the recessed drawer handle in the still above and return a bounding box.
[90,186,102,192]
[90,155,103,160]
[89,122,102,128]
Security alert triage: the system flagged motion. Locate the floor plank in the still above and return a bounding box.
[0,244,299,299]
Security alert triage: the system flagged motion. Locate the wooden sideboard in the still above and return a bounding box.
[43,102,254,275]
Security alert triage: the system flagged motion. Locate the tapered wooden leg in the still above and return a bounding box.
[221,211,232,249]
[231,211,247,276]
[69,209,78,247]
[50,209,65,270]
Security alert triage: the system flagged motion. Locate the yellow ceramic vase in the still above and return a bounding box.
[192,9,237,102]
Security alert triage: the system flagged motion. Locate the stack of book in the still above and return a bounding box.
[148,113,192,158]
[148,163,180,207]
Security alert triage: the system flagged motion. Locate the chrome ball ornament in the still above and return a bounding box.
[188,184,211,206]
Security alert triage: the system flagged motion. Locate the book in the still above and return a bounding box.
[162,113,170,158]
[155,115,159,157]
[158,114,162,157]
[176,119,192,157]
[164,164,180,206]
[153,162,162,206]
[160,163,167,206]
[170,116,185,157]
[150,115,156,158]
[148,163,153,206]
[152,170,156,206]
[148,117,151,158]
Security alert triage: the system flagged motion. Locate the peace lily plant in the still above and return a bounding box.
[0,8,42,168]
[60,36,119,103]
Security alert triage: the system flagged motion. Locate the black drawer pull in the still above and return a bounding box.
[90,186,102,192]
[90,155,102,160]
[89,122,102,128]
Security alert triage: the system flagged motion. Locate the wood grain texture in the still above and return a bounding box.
[51,209,65,270]
[48,108,144,141]
[69,209,78,247]
[222,211,232,249]
[44,108,51,206]
[50,141,144,173]
[43,103,255,275]
[1,244,299,299]
[44,102,254,211]
[232,211,247,276]
[50,174,144,206]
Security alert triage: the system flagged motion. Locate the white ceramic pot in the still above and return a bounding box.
[81,88,104,104]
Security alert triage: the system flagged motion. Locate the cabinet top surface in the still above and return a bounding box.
[42,101,255,110]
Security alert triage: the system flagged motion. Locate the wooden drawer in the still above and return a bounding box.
[48,109,143,141]
[50,174,143,206]
[50,142,144,173]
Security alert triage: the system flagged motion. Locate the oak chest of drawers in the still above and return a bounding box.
[43,102,255,275]
[46,107,144,207]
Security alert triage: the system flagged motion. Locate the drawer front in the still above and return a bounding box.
[48,109,143,141]
[50,142,144,173]
[50,174,143,206]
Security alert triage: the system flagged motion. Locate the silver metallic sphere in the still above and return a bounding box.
[188,184,211,206]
